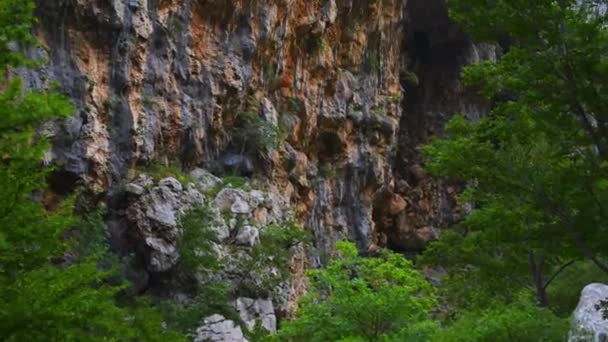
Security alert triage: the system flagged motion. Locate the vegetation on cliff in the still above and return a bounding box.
[2,0,608,341]
[0,0,184,340]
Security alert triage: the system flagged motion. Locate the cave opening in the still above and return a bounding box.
[318,131,345,162]
[48,168,81,196]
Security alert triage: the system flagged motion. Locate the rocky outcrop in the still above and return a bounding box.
[195,314,248,342]
[32,0,494,329]
[124,174,205,272]
[569,283,608,342]
[33,0,492,258]
[235,297,277,332]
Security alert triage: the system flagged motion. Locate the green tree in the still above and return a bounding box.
[421,0,608,312]
[272,242,437,342]
[0,1,184,340]
[431,292,568,342]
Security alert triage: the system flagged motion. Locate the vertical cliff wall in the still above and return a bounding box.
[33,0,494,263]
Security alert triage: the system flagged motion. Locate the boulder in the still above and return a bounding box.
[159,177,183,191]
[235,226,259,247]
[124,183,145,196]
[235,297,277,332]
[213,188,249,213]
[190,168,222,192]
[231,197,251,214]
[195,314,248,342]
[126,176,205,272]
[569,283,608,342]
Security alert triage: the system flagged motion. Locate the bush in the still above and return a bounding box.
[144,161,194,185]
[237,223,310,297]
[233,96,280,155]
[272,242,436,341]
[431,292,569,342]
[177,207,222,273]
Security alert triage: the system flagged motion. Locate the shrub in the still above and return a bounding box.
[236,223,310,297]
[272,242,436,341]
[144,161,194,185]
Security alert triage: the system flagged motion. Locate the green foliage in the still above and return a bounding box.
[155,206,237,335]
[364,49,380,73]
[237,223,310,297]
[167,14,184,34]
[548,260,608,316]
[177,207,222,273]
[144,161,194,185]
[431,292,569,342]
[309,36,326,54]
[233,96,280,155]
[319,164,337,179]
[0,0,37,73]
[421,0,608,320]
[0,1,183,340]
[272,242,436,342]
[155,282,237,336]
[207,174,250,198]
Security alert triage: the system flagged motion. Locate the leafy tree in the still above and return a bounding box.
[272,242,437,342]
[431,292,568,342]
[421,0,608,311]
[0,0,184,340]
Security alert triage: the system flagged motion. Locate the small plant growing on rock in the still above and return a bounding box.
[153,206,237,336]
[233,96,280,156]
[309,36,326,55]
[319,164,337,179]
[236,223,310,298]
[144,161,194,185]
[207,174,250,198]
[364,49,380,73]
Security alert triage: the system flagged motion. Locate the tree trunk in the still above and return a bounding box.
[528,251,549,307]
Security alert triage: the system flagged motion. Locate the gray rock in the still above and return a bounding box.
[235,226,259,247]
[214,188,249,213]
[231,197,251,214]
[249,190,265,207]
[570,283,608,342]
[159,177,183,191]
[322,0,338,25]
[145,237,179,272]
[195,314,248,342]
[235,297,277,332]
[145,187,179,227]
[125,183,145,196]
[190,168,222,192]
[261,98,279,126]
[207,207,231,241]
[127,176,205,272]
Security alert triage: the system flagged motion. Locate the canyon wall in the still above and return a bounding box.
[30,0,496,325]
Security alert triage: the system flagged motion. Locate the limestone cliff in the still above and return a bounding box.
[30,0,495,327]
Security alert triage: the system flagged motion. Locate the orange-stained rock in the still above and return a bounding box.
[388,194,407,215]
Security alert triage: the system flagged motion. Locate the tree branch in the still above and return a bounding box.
[543,259,576,290]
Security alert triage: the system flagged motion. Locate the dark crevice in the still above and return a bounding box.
[398,0,472,183]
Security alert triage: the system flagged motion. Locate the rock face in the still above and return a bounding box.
[195,314,248,342]
[569,283,608,342]
[235,297,277,332]
[33,0,491,258]
[124,174,204,272]
[32,0,495,330]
